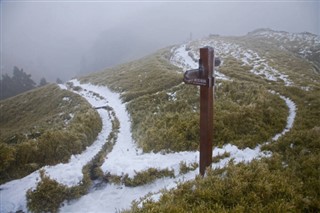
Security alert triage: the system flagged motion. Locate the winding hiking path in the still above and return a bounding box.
[61,42,297,211]
[0,82,113,213]
[1,41,297,213]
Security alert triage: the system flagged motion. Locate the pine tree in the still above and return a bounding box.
[39,78,48,87]
[56,78,63,84]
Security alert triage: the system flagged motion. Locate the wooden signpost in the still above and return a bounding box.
[183,46,219,176]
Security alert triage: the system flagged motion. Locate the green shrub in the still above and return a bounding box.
[123,168,175,187]
[212,151,230,163]
[179,161,198,175]
[0,143,15,173]
[27,170,68,213]
[130,160,302,212]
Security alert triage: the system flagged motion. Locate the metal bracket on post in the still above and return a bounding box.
[183,46,218,176]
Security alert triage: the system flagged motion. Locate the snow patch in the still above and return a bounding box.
[170,43,230,81]
[58,83,67,90]
[272,94,297,141]
[171,39,293,86]
[62,96,71,102]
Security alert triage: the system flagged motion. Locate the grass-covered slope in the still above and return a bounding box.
[81,43,288,153]
[0,84,102,184]
[80,29,319,211]
[126,31,319,212]
[247,28,320,73]
[80,47,182,102]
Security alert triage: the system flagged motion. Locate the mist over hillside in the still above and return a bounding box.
[1,1,318,82]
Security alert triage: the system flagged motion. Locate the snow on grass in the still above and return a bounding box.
[57,83,67,90]
[62,96,71,102]
[0,81,112,213]
[177,39,294,86]
[170,39,297,143]
[61,138,269,212]
[61,84,297,212]
[1,38,299,212]
[43,109,111,186]
[271,92,297,141]
[170,43,230,81]
[62,40,297,212]
[170,44,198,71]
[0,76,297,212]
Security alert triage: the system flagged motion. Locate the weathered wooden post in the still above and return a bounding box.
[183,46,219,176]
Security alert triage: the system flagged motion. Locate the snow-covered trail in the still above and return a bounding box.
[61,80,296,212]
[0,82,113,213]
[61,82,296,212]
[170,42,297,139]
[1,40,298,213]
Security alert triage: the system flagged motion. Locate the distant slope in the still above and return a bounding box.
[0,84,102,183]
[247,28,320,73]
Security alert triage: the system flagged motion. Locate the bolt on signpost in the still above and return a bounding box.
[183,46,220,176]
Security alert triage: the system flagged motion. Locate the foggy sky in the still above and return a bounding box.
[1,1,319,83]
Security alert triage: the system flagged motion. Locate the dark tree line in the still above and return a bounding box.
[0,67,36,100]
[0,67,64,100]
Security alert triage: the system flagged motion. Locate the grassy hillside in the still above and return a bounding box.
[2,29,319,212]
[80,47,182,102]
[0,84,102,184]
[81,46,288,153]
[81,30,319,211]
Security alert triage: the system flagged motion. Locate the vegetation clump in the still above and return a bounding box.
[105,168,175,187]
[27,170,68,213]
[27,106,120,213]
[212,151,230,163]
[179,161,198,175]
[127,81,287,152]
[129,160,307,212]
[123,168,175,187]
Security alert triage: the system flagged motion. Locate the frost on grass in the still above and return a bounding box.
[0,36,300,213]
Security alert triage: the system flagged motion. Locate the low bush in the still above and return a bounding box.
[26,107,120,212]
[123,168,175,187]
[128,80,287,152]
[179,161,198,175]
[212,151,230,163]
[129,160,303,212]
[27,170,68,213]
[104,168,175,187]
